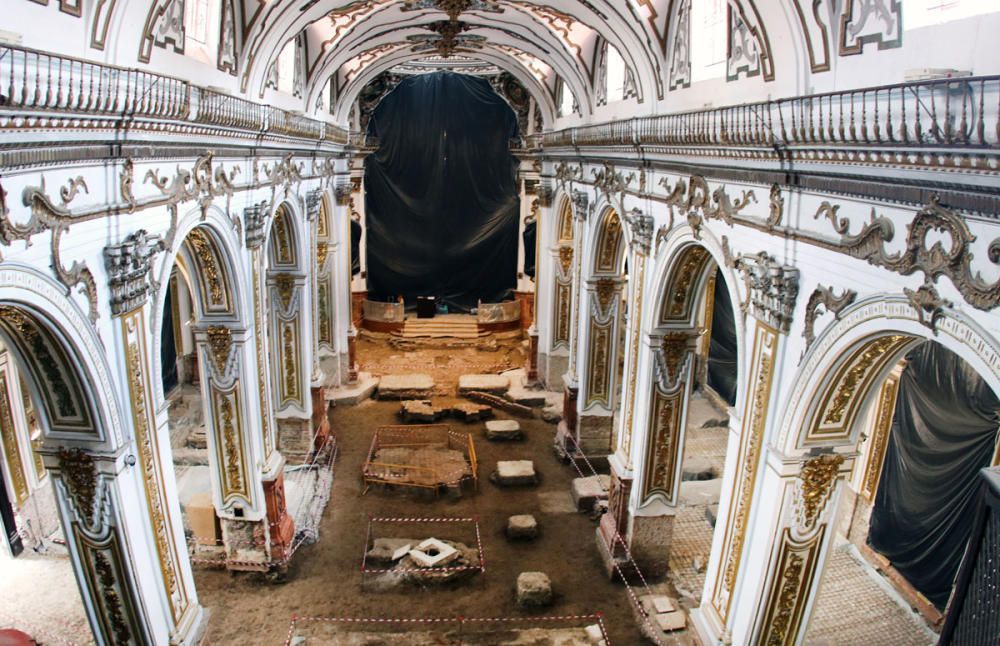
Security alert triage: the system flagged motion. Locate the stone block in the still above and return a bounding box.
[377,374,434,400]
[408,538,459,568]
[399,400,447,423]
[452,402,493,422]
[485,419,522,441]
[682,456,717,481]
[654,610,687,632]
[506,514,538,540]
[516,572,552,607]
[458,374,509,394]
[571,475,610,512]
[326,372,379,405]
[185,492,219,546]
[505,385,548,408]
[492,460,537,487]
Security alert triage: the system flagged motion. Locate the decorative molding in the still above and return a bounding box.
[727,0,775,82]
[839,0,902,56]
[571,189,590,221]
[766,184,784,229]
[903,279,952,332]
[104,230,166,316]
[58,447,97,523]
[0,372,28,506]
[791,0,832,72]
[591,162,631,205]
[860,372,901,502]
[593,278,620,320]
[595,209,624,273]
[802,285,857,352]
[555,161,583,187]
[660,246,711,323]
[217,0,238,75]
[757,527,825,646]
[667,0,692,90]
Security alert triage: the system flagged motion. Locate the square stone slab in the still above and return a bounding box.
[516,571,552,607]
[506,514,538,540]
[493,460,537,486]
[408,538,458,568]
[485,419,522,441]
[571,475,611,512]
[654,610,687,632]
[651,596,676,614]
[458,374,510,394]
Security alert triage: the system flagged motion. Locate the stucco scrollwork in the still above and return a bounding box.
[802,285,857,352]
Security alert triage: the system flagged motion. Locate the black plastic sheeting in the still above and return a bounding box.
[522,220,536,281]
[160,284,178,393]
[869,341,1000,610]
[364,72,520,308]
[706,270,738,405]
[350,220,361,276]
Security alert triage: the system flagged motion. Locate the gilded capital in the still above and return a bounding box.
[104,229,165,316]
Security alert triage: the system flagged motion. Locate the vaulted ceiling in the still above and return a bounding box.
[232,0,669,120]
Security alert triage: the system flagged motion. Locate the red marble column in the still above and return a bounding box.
[263,472,295,563]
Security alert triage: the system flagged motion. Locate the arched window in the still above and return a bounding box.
[905,0,999,29]
[605,44,627,103]
[184,0,221,65]
[690,0,726,82]
[277,40,297,95]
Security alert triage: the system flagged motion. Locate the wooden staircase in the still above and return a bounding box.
[395,314,487,339]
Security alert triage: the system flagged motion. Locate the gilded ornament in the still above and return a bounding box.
[594,278,618,317]
[0,373,28,505]
[205,326,233,375]
[283,324,298,401]
[797,453,844,529]
[821,335,906,426]
[274,273,295,311]
[187,228,225,307]
[58,447,96,520]
[558,246,573,276]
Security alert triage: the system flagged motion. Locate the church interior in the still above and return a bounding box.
[0,1,998,645]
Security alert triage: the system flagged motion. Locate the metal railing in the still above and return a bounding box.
[544,75,1000,150]
[0,44,350,143]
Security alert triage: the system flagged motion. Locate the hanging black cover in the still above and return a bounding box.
[522,219,537,281]
[160,284,178,393]
[869,341,1000,610]
[364,72,520,308]
[706,271,738,405]
[350,219,362,276]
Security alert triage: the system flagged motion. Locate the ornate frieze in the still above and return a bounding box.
[104,230,166,316]
[802,285,856,352]
[734,252,799,333]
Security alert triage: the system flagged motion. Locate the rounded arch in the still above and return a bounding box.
[326,47,563,126]
[150,206,250,406]
[265,201,304,271]
[587,203,627,277]
[777,295,1000,455]
[0,265,126,451]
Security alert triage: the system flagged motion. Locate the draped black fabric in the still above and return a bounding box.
[160,285,178,393]
[350,220,362,276]
[364,72,520,307]
[522,220,537,280]
[869,341,1000,610]
[706,271,738,405]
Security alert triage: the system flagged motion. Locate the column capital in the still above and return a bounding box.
[736,251,799,333]
[305,188,323,222]
[104,230,165,316]
[333,179,352,206]
[571,189,590,221]
[625,208,653,256]
[244,200,270,249]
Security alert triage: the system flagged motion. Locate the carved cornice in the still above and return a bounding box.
[104,230,166,316]
[736,252,799,333]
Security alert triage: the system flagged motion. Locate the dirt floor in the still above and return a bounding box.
[195,396,649,645]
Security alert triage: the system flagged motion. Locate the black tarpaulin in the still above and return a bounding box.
[706,270,738,405]
[522,219,536,280]
[869,341,1000,610]
[351,219,361,276]
[364,72,520,307]
[160,284,178,393]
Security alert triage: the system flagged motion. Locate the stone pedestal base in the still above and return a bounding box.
[629,513,675,579]
[220,518,270,572]
[263,472,295,565]
[277,416,313,462]
[311,386,331,451]
[595,516,631,581]
[525,331,539,384]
